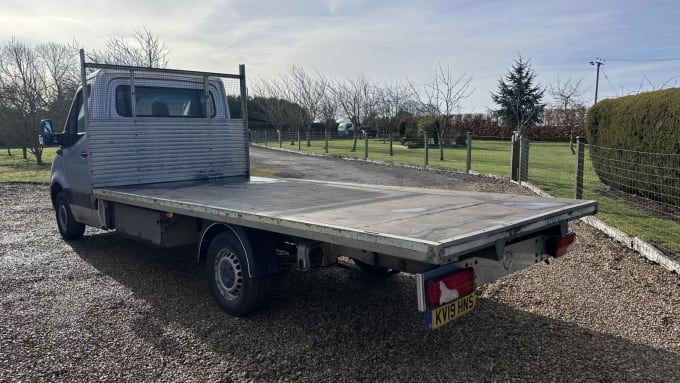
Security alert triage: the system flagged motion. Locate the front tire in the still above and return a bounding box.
[55,191,85,240]
[206,231,270,316]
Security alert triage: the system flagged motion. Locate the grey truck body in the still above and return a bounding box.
[42,55,596,322]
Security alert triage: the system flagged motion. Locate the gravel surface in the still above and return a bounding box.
[1,146,679,382]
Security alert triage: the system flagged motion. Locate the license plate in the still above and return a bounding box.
[427,293,476,330]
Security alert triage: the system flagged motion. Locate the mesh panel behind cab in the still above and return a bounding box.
[83,65,248,187]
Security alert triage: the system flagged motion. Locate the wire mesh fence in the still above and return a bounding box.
[527,141,680,257]
[83,63,244,120]
[589,146,680,216]
[467,136,512,177]
[527,141,578,197]
[250,130,511,175]
[584,144,680,257]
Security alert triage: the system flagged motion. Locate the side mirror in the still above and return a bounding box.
[39,119,66,146]
[39,119,54,146]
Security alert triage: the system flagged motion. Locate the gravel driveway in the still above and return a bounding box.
[1,146,679,382]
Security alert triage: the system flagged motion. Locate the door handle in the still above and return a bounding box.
[80,151,88,158]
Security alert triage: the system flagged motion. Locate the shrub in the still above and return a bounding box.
[586,88,680,210]
[456,113,584,142]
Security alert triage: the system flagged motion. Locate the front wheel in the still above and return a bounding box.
[55,191,85,240]
[206,231,270,316]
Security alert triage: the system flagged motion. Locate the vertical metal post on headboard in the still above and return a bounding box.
[79,49,89,130]
[239,65,248,124]
[203,75,209,119]
[239,64,249,178]
[130,70,136,118]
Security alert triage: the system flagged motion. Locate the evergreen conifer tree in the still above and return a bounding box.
[491,56,545,134]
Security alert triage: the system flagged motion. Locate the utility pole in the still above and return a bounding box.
[589,58,605,105]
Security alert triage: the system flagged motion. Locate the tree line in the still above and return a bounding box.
[1,29,587,165]
[250,63,477,160]
[0,28,168,164]
[251,56,587,159]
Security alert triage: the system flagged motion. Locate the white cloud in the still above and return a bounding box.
[1,0,678,110]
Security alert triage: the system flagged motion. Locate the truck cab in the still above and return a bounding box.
[41,65,241,238]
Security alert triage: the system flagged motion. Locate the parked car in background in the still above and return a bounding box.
[337,122,353,137]
[360,127,378,138]
[337,122,378,138]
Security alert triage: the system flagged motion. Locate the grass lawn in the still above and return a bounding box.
[268,137,512,177]
[0,147,57,184]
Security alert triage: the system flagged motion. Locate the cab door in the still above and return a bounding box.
[60,89,98,226]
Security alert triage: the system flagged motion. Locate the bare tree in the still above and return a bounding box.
[36,42,79,133]
[549,76,586,154]
[251,78,286,130]
[0,98,20,156]
[411,64,472,161]
[251,77,304,144]
[134,28,170,68]
[315,73,337,145]
[87,27,169,68]
[288,65,326,147]
[0,37,48,164]
[329,75,378,152]
[377,80,414,156]
[0,31,168,164]
[278,75,308,147]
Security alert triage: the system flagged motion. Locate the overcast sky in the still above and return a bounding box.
[2,0,679,112]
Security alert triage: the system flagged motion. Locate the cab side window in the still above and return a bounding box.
[76,98,86,134]
[66,91,83,134]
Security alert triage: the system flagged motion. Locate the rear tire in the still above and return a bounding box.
[55,191,85,240]
[206,231,270,316]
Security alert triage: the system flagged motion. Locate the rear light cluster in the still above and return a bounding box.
[425,268,475,306]
[550,231,577,258]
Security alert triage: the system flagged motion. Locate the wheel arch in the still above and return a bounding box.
[198,223,275,278]
[50,182,64,210]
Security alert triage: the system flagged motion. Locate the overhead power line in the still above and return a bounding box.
[607,57,680,63]
[600,69,620,97]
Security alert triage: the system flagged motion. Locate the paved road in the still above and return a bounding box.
[250,145,530,194]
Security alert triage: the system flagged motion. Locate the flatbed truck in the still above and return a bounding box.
[39,51,597,330]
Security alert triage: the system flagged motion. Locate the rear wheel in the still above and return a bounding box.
[55,191,85,240]
[206,231,270,316]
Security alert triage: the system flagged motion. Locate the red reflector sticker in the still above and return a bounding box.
[554,232,576,258]
[425,268,475,306]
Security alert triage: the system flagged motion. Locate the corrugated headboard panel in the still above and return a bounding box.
[87,119,248,188]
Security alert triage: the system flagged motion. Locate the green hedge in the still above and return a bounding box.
[467,122,585,141]
[586,88,680,211]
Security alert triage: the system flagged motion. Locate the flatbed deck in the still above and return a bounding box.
[95,177,597,264]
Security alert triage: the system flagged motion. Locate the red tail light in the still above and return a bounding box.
[425,268,475,306]
[550,232,576,258]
